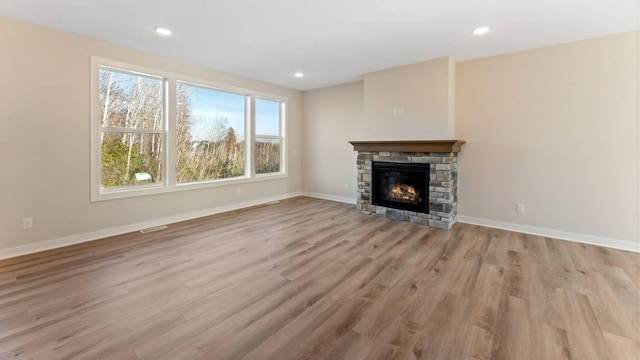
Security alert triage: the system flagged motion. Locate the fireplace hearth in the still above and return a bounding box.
[372,162,429,213]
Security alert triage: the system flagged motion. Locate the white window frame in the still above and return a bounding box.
[90,57,288,202]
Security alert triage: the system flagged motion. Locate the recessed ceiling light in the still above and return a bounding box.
[294,72,304,78]
[473,26,490,35]
[155,27,172,36]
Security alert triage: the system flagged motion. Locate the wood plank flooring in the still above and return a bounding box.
[0,196,638,359]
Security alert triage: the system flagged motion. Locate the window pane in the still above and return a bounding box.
[255,138,280,174]
[101,132,163,188]
[255,98,280,136]
[176,83,246,183]
[99,67,164,130]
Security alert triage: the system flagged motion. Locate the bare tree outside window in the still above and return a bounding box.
[99,67,164,188]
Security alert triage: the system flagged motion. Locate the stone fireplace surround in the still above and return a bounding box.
[349,140,465,230]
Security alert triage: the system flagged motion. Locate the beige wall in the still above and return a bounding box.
[302,82,363,200]
[363,57,454,140]
[456,31,639,244]
[0,17,303,251]
[301,32,638,247]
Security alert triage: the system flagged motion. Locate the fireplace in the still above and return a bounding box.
[372,162,429,213]
[349,140,465,229]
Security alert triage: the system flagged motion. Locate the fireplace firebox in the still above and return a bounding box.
[372,162,429,213]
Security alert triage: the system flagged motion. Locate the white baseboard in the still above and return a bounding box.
[457,215,640,253]
[296,194,639,253]
[301,191,356,205]
[0,192,304,260]
[4,193,635,260]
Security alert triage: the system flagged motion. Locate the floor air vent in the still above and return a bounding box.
[139,225,168,233]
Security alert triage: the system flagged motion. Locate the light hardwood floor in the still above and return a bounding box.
[0,197,638,359]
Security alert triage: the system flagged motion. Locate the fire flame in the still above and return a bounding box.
[389,182,419,202]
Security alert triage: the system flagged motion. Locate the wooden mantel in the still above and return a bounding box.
[349,140,465,153]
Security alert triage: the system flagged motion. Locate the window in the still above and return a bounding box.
[255,98,284,175]
[176,83,246,183]
[91,58,287,201]
[98,67,166,189]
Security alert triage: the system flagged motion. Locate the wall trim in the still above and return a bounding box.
[457,215,639,253]
[0,192,304,261]
[302,191,357,205]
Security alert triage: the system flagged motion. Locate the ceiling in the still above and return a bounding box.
[1,0,638,91]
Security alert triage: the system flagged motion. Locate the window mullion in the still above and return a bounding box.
[248,95,256,178]
[166,78,177,188]
[280,101,286,174]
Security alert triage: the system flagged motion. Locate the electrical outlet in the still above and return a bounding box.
[23,218,33,229]
[393,107,399,116]
[516,204,525,214]
[398,107,405,115]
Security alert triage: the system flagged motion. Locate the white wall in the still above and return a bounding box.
[0,17,303,253]
[302,82,363,201]
[456,31,639,246]
[363,57,454,140]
